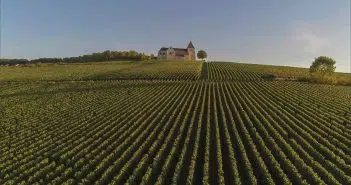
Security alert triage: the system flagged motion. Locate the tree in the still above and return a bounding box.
[197,50,207,61]
[309,56,336,78]
[102,50,111,61]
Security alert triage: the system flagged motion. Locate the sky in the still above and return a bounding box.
[0,0,350,72]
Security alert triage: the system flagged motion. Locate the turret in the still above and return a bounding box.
[187,41,196,61]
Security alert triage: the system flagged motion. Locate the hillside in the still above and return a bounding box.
[0,61,350,184]
[1,60,350,84]
[0,61,202,81]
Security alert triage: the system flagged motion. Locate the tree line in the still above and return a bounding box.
[0,50,156,65]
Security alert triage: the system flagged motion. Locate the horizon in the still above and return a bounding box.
[1,0,350,72]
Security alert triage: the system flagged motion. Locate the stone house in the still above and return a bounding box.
[157,41,196,61]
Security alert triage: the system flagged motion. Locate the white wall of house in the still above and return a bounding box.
[158,50,167,60]
[166,48,175,60]
[187,48,195,61]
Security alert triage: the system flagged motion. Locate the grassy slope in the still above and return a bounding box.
[1,60,349,84]
[0,60,203,81]
[205,62,351,84]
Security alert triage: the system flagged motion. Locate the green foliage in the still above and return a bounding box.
[197,50,208,60]
[205,61,350,86]
[0,62,350,184]
[0,50,153,65]
[0,61,203,81]
[309,56,336,77]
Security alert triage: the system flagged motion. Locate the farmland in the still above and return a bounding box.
[0,61,350,184]
[0,61,202,81]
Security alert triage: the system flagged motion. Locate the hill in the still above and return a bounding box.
[0,61,350,184]
[0,61,202,81]
[1,60,350,84]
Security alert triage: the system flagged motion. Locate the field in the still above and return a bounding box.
[205,62,351,82]
[0,61,351,185]
[0,61,202,81]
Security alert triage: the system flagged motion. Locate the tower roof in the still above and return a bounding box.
[187,41,195,49]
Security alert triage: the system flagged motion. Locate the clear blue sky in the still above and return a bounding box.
[1,0,350,72]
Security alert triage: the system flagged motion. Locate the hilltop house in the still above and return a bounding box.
[158,41,196,61]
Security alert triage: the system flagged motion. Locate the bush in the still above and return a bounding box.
[309,56,336,78]
[297,76,351,86]
[262,74,276,81]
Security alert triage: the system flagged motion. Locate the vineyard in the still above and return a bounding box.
[0,61,350,184]
[205,62,351,82]
[0,61,202,81]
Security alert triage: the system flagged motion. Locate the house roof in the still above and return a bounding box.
[159,47,168,51]
[187,41,195,49]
